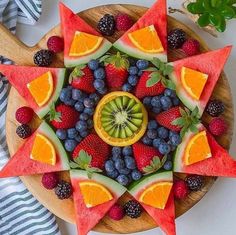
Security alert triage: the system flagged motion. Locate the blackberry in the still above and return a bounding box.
[97,14,115,36]
[34,49,53,67]
[54,180,72,199]
[16,124,31,139]
[185,175,204,191]
[124,200,142,218]
[206,99,225,117]
[168,28,186,49]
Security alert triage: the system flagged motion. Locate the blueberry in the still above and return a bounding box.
[151,96,161,108]
[80,130,88,138]
[169,131,177,138]
[124,156,136,170]
[88,59,99,70]
[128,57,136,66]
[75,135,82,143]
[74,101,84,112]
[119,168,131,175]
[128,66,138,75]
[60,88,71,102]
[112,147,122,157]
[122,146,133,156]
[106,170,119,179]
[76,120,88,132]
[131,170,142,181]
[167,153,173,161]
[143,97,152,107]
[142,135,152,145]
[114,159,125,170]
[122,83,132,92]
[87,119,94,129]
[97,86,107,95]
[80,113,89,121]
[112,154,121,161]
[138,70,143,77]
[170,133,181,146]
[160,96,172,110]
[105,160,115,172]
[64,99,76,106]
[152,107,162,114]
[163,160,173,171]
[157,127,169,139]
[64,139,77,152]
[153,138,164,148]
[89,93,100,104]
[128,75,138,86]
[159,142,171,155]
[94,68,105,79]
[116,175,129,186]
[168,142,176,151]
[72,89,83,100]
[94,79,105,90]
[136,60,149,70]
[56,129,67,140]
[148,120,158,130]
[84,107,95,116]
[83,98,94,108]
[67,128,78,139]
[172,97,180,106]
[164,88,176,98]
[147,129,158,140]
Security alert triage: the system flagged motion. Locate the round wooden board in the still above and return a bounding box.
[2,4,234,234]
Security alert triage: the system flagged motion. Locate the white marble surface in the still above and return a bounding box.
[15,0,236,234]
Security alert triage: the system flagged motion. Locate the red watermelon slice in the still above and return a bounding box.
[0,64,66,118]
[174,124,236,177]
[113,0,167,62]
[0,122,69,178]
[59,3,112,67]
[169,46,232,117]
[70,170,126,235]
[129,171,176,235]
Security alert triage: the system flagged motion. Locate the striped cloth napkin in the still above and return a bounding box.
[0,1,60,234]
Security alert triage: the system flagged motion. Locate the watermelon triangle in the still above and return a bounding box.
[0,64,66,118]
[59,3,112,67]
[70,170,126,235]
[0,122,69,178]
[113,0,167,62]
[169,46,232,117]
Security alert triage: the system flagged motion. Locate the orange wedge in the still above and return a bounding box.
[27,71,53,107]
[79,181,113,208]
[30,133,56,165]
[128,25,164,53]
[69,31,103,57]
[181,67,208,100]
[185,131,212,165]
[139,182,173,209]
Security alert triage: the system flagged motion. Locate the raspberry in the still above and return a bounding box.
[34,49,53,67]
[124,200,142,218]
[16,124,32,139]
[185,175,204,191]
[41,172,59,190]
[115,14,133,31]
[182,39,200,56]
[54,180,72,200]
[206,99,225,117]
[173,180,189,199]
[108,204,125,220]
[47,36,64,53]
[15,106,34,124]
[168,28,186,49]
[208,117,227,136]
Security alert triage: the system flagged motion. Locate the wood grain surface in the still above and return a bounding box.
[1,4,234,234]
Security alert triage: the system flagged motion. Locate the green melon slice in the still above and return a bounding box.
[70,170,126,235]
[129,171,176,235]
[0,122,69,178]
[113,0,167,62]
[168,46,232,117]
[59,3,112,68]
[0,64,66,118]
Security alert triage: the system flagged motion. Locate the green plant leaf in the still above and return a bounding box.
[216,17,226,31]
[146,72,161,87]
[221,5,235,19]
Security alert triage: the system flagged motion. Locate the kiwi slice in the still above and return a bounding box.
[100,96,144,139]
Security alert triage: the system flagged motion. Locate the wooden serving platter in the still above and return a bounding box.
[1,4,234,234]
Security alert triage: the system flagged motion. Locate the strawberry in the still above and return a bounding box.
[102,52,129,88]
[69,65,95,93]
[132,142,165,174]
[49,103,79,129]
[72,134,110,170]
[134,71,165,99]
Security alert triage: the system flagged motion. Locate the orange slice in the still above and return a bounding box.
[30,133,56,165]
[27,71,53,107]
[79,181,113,208]
[181,67,208,100]
[139,182,173,209]
[185,131,212,165]
[69,31,103,57]
[128,25,164,53]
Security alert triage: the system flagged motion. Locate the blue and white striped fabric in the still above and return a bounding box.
[0,1,60,234]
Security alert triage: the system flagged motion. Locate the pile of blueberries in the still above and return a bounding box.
[57,85,100,152]
[143,88,180,114]
[122,59,149,92]
[105,146,142,186]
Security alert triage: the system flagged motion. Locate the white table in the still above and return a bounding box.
[16,0,236,234]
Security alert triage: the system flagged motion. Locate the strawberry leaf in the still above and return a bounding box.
[144,67,158,72]
[69,161,80,169]
[48,103,61,122]
[172,117,186,127]
[143,156,163,174]
[146,72,161,87]
[189,124,199,133]
[164,79,176,90]
[151,58,162,68]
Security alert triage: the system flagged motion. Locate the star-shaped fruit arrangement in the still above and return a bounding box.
[0,1,234,235]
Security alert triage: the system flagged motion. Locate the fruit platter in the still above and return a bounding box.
[0,0,235,234]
